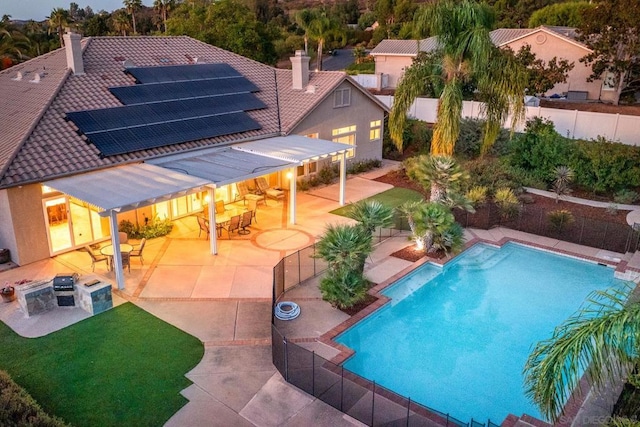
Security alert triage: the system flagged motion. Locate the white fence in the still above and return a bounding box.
[352,73,389,90]
[375,95,640,146]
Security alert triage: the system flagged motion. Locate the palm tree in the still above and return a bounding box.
[0,17,31,67]
[123,0,142,35]
[48,8,72,47]
[413,202,456,253]
[405,154,467,202]
[523,283,640,423]
[112,10,132,36]
[305,12,345,71]
[345,200,394,236]
[154,0,174,33]
[294,9,315,55]
[388,0,527,156]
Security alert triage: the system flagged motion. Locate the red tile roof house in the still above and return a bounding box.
[371,25,615,102]
[0,32,389,289]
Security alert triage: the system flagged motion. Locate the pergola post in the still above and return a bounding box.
[208,186,217,255]
[108,210,125,290]
[339,152,346,206]
[289,166,297,225]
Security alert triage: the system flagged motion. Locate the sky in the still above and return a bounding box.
[2,0,151,21]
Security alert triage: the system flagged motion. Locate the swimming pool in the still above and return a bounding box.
[335,242,624,423]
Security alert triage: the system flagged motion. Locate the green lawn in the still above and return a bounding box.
[330,187,424,217]
[0,303,204,426]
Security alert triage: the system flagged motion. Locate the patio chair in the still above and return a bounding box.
[246,198,258,223]
[235,181,264,205]
[196,215,210,239]
[130,238,146,265]
[239,210,253,234]
[121,252,131,273]
[223,215,241,238]
[215,200,225,215]
[255,177,285,202]
[85,246,108,271]
[118,231,129,243]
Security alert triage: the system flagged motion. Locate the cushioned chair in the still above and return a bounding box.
[236,181,264,205]
[246,198,258,223]
[118,231,129,244]
[215,200,226,215]
[130,238,146,265]
[85,246,108,271]
[255,177,285,202]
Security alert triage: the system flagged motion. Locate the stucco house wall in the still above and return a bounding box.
[4,185,50,265]
[291,80,385,164]
[373,55,414,89]
[504,33,603,100]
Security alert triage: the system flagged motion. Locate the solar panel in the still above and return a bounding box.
[67,93,266,134]
[110,77,259,105]
[126,63,242,84]
[87,112,261,157]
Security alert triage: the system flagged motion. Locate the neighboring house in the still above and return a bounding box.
[370,26,614,102]
[0,34,388,278]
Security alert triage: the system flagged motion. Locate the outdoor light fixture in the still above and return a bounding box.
[286,172,293,179]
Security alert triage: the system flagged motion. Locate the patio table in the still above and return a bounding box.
[100,244,133,271]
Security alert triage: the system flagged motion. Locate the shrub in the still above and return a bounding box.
[572,138,640,193]
[548,209,574,231]
[454,118,511,159]
[494,188,521,219]
[0,370,69,426]
[319,269,369,310]
[347,158,382,175]
[614,189,639,205]
[464,157,538,195]
[552,165,574,202]
[466,186,488,207]
[119,216,173,239]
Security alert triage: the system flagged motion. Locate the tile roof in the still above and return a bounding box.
[370,26,588,56]
[0,36,372,189]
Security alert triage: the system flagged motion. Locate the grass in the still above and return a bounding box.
[330,187,424,217]
[0,303,204,426]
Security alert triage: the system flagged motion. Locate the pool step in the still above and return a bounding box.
[457,245,509,270]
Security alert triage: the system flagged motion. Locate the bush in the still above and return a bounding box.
[454,118,511,159]
[614,189,640,205]
[466,186,488,207]
[494,188,521,219]
[0,370,69,426]
[119,216,173,239]
[464,157,540,195]
[572,138,640,193]
[383,117,431,159]
[319,270,369,310]
[548,209,574,231]
[347,158,382,175]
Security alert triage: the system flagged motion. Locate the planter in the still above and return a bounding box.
[1,286,15,303]
[0,249,10,264]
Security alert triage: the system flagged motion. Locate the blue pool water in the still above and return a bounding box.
[335,243,624,423]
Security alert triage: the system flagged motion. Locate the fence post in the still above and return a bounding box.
[313,243,316,277]
[297,251,301,284]
[371,381,376,426]
[312,351,315,396]
[579,218,585,245]
[406,397,411,427]
[602,223,609,249]
[283,336,289,382]
[340,365,344,411]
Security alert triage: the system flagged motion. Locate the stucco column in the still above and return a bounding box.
[289,167,297,225]
[339,152,346,206]
[108,210,124,290]
[208,186,217,255]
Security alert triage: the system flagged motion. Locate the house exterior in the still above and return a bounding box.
[0,34,388,272]
[370,26,614,102]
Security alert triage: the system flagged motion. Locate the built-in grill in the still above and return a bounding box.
[53,273,79,306]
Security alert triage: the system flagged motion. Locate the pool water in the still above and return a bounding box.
[335,243,624,423]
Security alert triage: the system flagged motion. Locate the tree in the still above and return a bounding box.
[405,154,468,202]
[123,0,142,35]
[294,9,315,55]
[305,11,345,71]
[111,10,132,36]
[389,0,527,157]
[510,44,575,97]
[345,200,394,236]
[576,0,640,105]
[528,1,595,28]
[523,283,640,423]
[486,0,559,28]
[1,18,31,68]
[48,8,72,47]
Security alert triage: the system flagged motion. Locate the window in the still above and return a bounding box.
[370,119,381,141]
[332,125,356,160]
[334,88,351,108]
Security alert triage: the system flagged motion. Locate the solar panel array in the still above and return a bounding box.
[66,64,265,157]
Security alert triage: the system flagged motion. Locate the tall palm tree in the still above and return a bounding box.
[48,8,72,47]
[123,0,142,35]
[112,10,132,36]
[153,0,174,33]
[294,9,315,55]
[523,283,640,423]
[305,12,345,71]
[389,0,527,156]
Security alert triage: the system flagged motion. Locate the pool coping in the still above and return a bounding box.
[318,236,640,427]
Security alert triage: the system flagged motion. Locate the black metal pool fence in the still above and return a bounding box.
[454,203,640,254]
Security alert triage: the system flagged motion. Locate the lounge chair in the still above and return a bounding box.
[236,181,264,205]
[130,238,146,265]
[85,246,108,271]
[255,177,285,202]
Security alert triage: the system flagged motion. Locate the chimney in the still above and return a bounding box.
[290,50,310,90]
[63,31,84,75]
